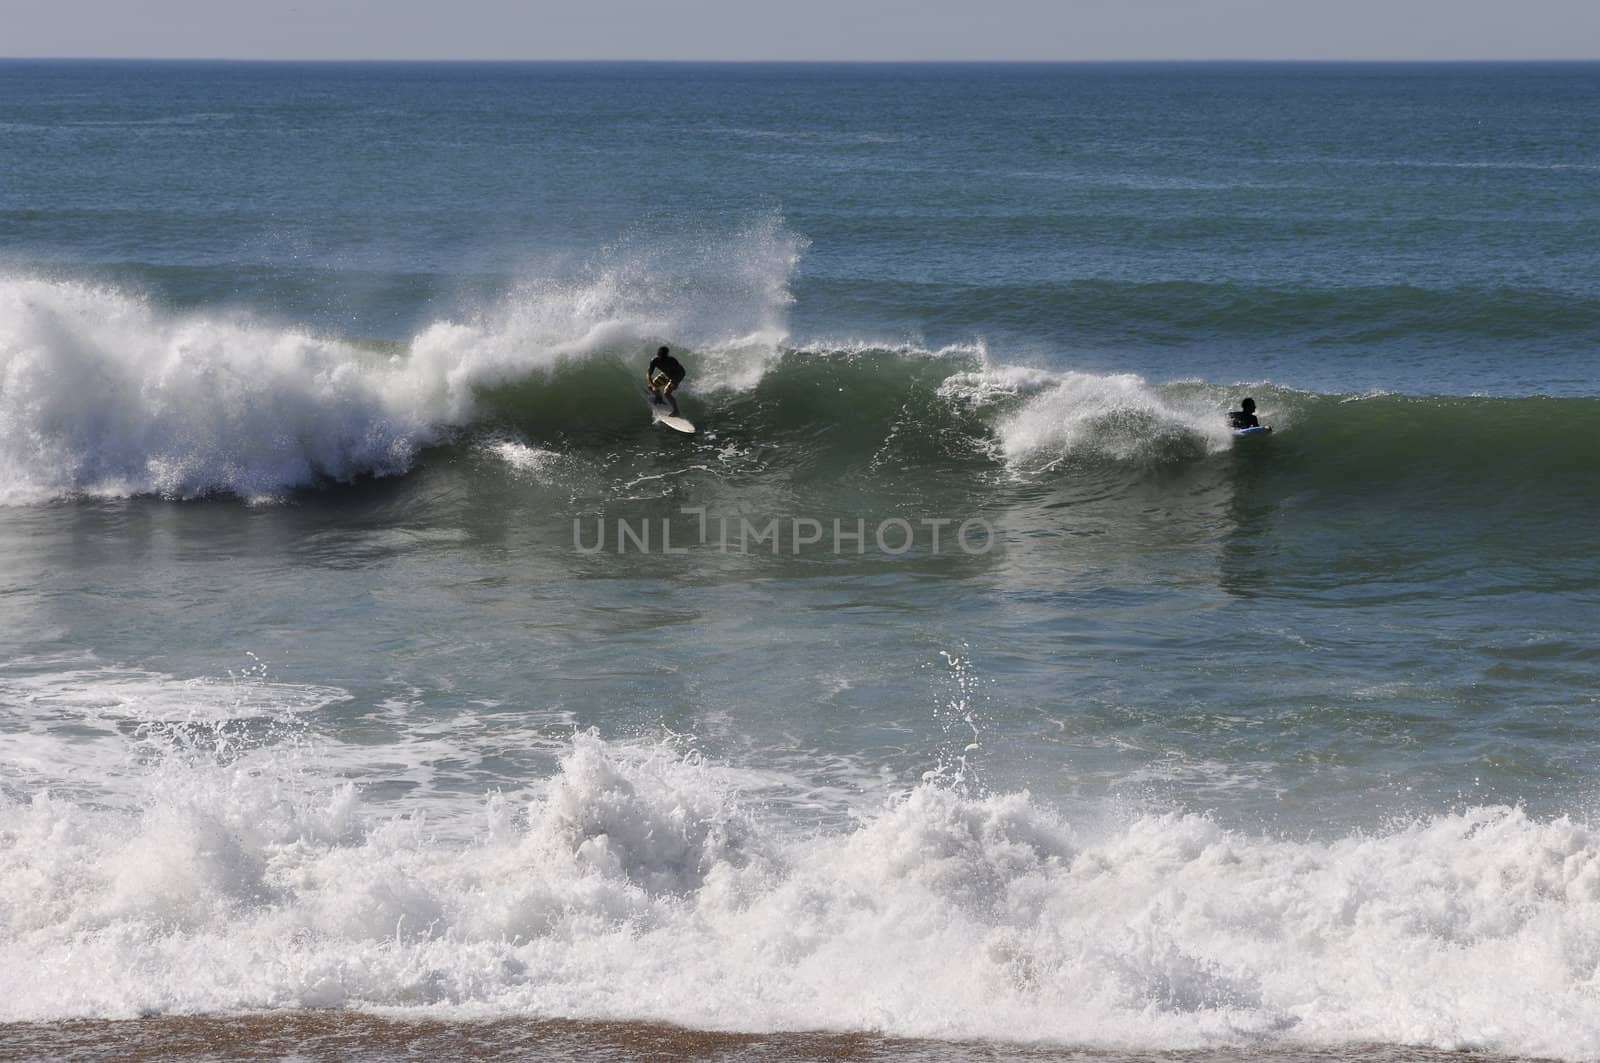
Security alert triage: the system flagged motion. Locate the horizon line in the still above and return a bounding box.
[4,55,1600,65]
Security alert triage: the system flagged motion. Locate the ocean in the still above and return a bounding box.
[1,60,1598,1061]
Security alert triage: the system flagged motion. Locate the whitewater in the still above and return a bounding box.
[4,691,1598,1059]
[0,214,802,502]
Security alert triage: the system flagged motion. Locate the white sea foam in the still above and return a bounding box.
[942,365,1235,468]
[481,439,565,479]
[1,721,1596,1058]
[0,659,593,829]
[0,219,800,502]
[0,655,347,725]
[0,278,426,503]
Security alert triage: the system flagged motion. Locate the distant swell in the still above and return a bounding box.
[1030,279,1600,342]
[805,276,1600,347]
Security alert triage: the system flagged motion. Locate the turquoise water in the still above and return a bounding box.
[1,61,1598,1059]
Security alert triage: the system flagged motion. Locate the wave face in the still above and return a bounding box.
[6,267,1596,509]
[1,727,1596,1060]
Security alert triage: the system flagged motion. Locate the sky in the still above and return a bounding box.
[2,0,1598,61]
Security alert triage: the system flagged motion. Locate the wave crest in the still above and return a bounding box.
[0,217,801,501]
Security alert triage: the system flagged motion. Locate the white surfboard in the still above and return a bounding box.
[650,403,696,435]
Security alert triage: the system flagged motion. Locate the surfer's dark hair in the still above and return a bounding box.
[658,345,670,357]
[1241,397,1256,411]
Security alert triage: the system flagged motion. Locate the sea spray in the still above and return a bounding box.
[0,277,427,502]
[923,649,988,792]
[940,365,1235,468]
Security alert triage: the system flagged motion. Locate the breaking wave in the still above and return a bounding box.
[1,722,1596,1059]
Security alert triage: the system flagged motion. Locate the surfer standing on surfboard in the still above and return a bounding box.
[647,345,687,417]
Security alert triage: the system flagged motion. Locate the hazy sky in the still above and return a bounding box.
[3,0,1598,61]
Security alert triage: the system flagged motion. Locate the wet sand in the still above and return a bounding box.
[0,1013,1558,1063]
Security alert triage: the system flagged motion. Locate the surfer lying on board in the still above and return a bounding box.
[647,345,687,417]
[1228,397,1261,429]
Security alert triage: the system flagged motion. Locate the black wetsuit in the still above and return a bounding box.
[649,352,686,389]
[1228,410,1260,429]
